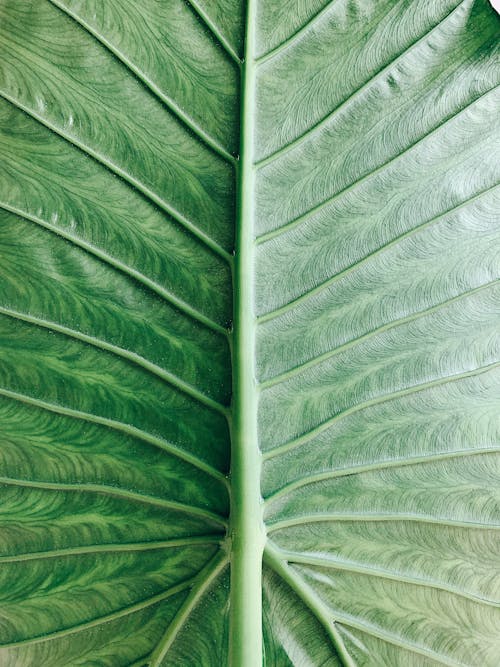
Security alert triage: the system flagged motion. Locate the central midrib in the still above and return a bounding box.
[229,0,265,665]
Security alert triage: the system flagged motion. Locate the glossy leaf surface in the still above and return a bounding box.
[0,0,499,665]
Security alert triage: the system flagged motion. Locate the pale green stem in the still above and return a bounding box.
[229,0,265,663]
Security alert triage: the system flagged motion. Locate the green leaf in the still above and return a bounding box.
[0,0,498,665]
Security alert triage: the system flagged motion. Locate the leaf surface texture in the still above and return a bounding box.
[0,0,499,665]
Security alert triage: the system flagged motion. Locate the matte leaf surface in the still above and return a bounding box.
[0,0,499,665]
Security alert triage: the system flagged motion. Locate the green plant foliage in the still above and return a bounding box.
[0,0,499,665]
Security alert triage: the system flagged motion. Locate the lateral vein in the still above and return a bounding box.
[185,0,242,65]
[149,551,228,666]
[264,541,357,667]
[0,306,229,418]
[0,476,227,526]
[265,360,500,459]
[0,386,227,485]
[47,0,236,164]
[0,537,222,563]
[264,446,500,500]
[255,0,470,168]
[267,514,500,532]
[0,201,228,336]
[0,579,195,648]
[256,0,339,65]
[265,541,474,665]
[274,549,500,607]
[256,84,498,246]
[0,90,232,263]
[259,278,500,389]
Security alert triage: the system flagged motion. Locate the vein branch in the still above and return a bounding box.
[255,0,469,168]
[276,550,500,607]
[47,0,236,164]
[149,551,228,666]
[0,306,228,417]
[265,359,500,460]
[264,446,500,501]
[259,277,500,390]
[0,537,223,563]
[257,84,498,248]
[0,579,195,648]
[0,91,232,264]
[264,542,466,667]
[264,541,356,667]
[257,183,499,326]
[0,385,228,485]
[256,0,338,65]
[0,201,228,336]
[185,0,241,65]
[0,475,227,526]
[267,514,500,532]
